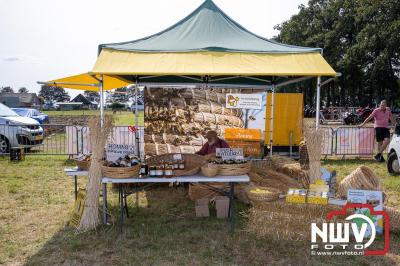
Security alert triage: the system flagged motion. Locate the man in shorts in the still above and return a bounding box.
[359,100,392,162]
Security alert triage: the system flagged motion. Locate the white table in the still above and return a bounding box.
[64,168,88,199]
[102,175,250,233]
[64,168,249,233]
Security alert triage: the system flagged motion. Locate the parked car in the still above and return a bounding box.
[12,108,49,124]
[387,124,400,174]
[0,103,44,153]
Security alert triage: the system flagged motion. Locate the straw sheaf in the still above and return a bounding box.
[303,127,323,184]
[77,116,114,232]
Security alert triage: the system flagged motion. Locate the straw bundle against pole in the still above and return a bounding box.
[304,127,323,184]
[77,116,114,232]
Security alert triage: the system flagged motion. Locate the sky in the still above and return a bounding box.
[0,0,308,98]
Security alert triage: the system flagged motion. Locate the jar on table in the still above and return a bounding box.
[140,162,149,177]
[164,163,173,178]
[156,165,164,177]
[149,166,157,177]
[179,159,185,170]
[173,160,179,170]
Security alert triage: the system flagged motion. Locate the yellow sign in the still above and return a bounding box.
[70,189,86,228]
[224,128,262,141]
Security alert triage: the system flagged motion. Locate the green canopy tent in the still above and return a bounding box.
[41,0,336,155]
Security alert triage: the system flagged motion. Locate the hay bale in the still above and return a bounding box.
[269,156,309,188]
[385,206,400,232]
[249,169,303,193]
[246,201,341,241]
[145,143,202,156]
[188,183,229,201]
[193,112,244,127]
[337,166,381,199]
[196,100,243,117]
[188,182,251,204]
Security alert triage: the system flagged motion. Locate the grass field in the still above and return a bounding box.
[1,156,399,265]
[44,110,144,126]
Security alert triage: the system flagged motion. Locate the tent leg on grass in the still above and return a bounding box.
[315,76,321,129]
[269,85,275,157]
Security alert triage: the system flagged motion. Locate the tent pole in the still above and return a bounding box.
[134,83,141,160]
[134,84,139,129]
[100,74,104,127]
[316,76,321,129]
[269,85,275,157]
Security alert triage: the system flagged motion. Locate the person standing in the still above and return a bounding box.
[359,100,393,162]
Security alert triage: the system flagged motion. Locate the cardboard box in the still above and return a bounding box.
[215,196,230,219]
[307,191,328,205]
[286,189,307,204]
[195,198,210,217]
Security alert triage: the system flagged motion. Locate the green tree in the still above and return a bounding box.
[83,90,100,103]
[18,87,28,93]
[275,0,400,107]
[0,86,14,93]
[39,85,70,103]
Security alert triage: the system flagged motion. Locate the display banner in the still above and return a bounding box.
[336,127,375,155]
[226,93,262,110]
[67,126,141,156]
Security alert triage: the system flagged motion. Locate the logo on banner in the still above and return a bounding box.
[310,203,390,256]
[226,93,262,110]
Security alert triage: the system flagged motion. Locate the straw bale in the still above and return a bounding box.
[269,156,309,188]
[145,143,201,156]
[248,170,302,193]
[144,121,236,136]
[195,100,243,117]
[188,182,251,204]
[385,206,400,232]
[245,201,341,241]
[193,112,244,127]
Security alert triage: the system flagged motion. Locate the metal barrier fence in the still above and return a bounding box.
[322,126,378,156]
[0,124,144,156]
[0,124,380,157]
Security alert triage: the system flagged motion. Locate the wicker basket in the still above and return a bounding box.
[73,159,90,170]
[245,186,280,202]
[101,163,140,179]
[201,164,219,177]
[218,161,251,176]
[146,153,206,176]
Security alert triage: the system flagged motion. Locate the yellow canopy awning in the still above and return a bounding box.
[91,49,336,77]
[43,73,132,91]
